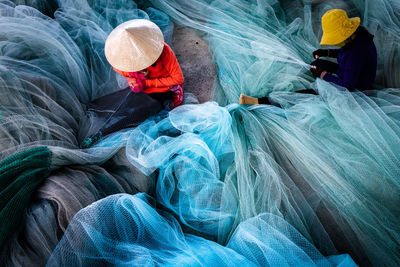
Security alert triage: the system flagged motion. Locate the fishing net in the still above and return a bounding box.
[47,193,356,266]
[0,0,399,266]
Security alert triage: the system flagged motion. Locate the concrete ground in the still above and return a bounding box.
[172,26,216,103]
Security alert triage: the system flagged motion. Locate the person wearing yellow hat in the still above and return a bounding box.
[81,19,184,148]
[239,9,377,106]
[310,9,377,91]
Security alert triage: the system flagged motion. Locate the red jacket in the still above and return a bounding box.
[114,43,184,94]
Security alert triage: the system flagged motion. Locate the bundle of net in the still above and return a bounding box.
[47,193,356,266]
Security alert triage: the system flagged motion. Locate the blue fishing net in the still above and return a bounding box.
[0,0,399,266]
[47,193,356,267]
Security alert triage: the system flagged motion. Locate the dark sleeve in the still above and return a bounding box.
[328,49,340,58]
[323,51,363,90]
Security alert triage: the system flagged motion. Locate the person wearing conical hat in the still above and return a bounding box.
[105,19,184,107]
[81,19,184,148]
[239,9,377,106]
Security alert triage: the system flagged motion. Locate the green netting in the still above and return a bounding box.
[0,146,51,247]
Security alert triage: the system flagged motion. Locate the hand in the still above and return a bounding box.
[312,49,329,59]
[126,77,142,93]
[310,65,325,78]
[127,72,147,93]
[127,77,138,87]
[133,72,146,90]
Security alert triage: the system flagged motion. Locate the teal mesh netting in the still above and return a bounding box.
[0,0,399,266]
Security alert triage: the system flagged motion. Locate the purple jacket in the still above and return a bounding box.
[323,29,377,91]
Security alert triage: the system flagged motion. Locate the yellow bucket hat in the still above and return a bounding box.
[320,9,360,45]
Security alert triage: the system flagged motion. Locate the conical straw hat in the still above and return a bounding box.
[105,19,164,72]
